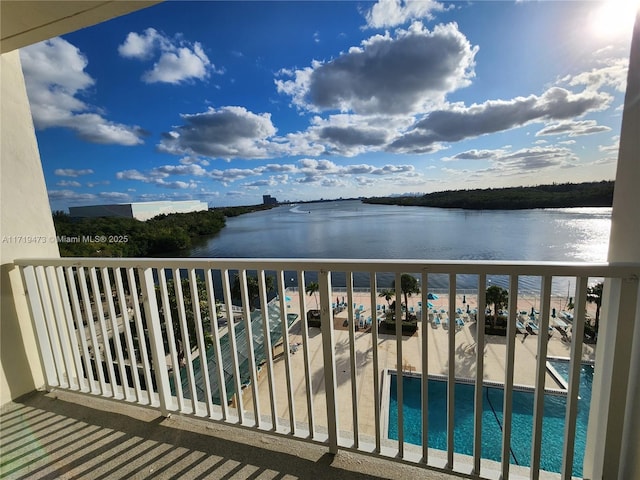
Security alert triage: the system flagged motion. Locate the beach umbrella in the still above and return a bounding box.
[427,292,438,300]
[427,301,433,308]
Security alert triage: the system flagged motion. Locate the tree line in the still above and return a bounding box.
[364,181,614,210]
[53,204,273,257]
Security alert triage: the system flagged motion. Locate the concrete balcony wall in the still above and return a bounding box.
[0,0,161,407]
[0,50,60,406]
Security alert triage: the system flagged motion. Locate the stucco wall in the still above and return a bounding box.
[1,50,60,405]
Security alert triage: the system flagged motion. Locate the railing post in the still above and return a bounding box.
[139,267,173,416]
[319,269,339,454]
[584,275,639,479]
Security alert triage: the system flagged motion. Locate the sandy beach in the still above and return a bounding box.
[242,288,597,442]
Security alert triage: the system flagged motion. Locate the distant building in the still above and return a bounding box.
[69,200,208,221]
[262,194,278,206]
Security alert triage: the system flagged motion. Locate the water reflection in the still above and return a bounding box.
[188,200,611,292]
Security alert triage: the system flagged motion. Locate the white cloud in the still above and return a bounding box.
[116,162,209,191]
[598,136,620,155]
[276,22,477,115]
[442,146,578,176]
[442,149,509,162]
[565,58,629,93]
[363,0,446,29]
[118,28,164,59]
[390,87,611,153]
[536,120,611,137]
[158,106,278,159]
[119,28,216,84]
[20,38,145,146]
[116,169,159,182]
[86,180,110,187]
[48,190,97,202]
[56,180,81,187]
[99,192,132,201]
[54,168,94,177]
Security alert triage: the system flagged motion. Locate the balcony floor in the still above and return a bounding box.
[1,390,461,480]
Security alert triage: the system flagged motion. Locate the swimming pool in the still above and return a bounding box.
[387,360,594,476]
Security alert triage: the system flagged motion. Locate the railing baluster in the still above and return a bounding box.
[347,271,359,448]
[114,268,143,402]
[45,266,76,388]
[239,269,261,428]
[531,275,552,480]
[447,273,456,468]
[421,272,429,463]
[221,268,244,422]
[54,266,84,390]
[139,267,173,415]
[101,267,129,399]
[45,265,78,389]
[35,266,66,387]
[370,272,381,453]
[258,269,278,430]
[21,266,58,389]
[562,275,588,477]
[473,274,487,474]
[65,266,97,393]
[189,268,214,418]
[501,274,519,478]
[204,268,228,421]
[394,272,404,458]
[89,267,117,396]
[158,269,184,410]
[277,270,296,434]
[173,268,199,414]
[78,267,107,394]
[126,268,154,405]
[319,268,338,453]
[297,271,315,437]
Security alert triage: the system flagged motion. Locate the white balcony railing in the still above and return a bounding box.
[15,258,640,479]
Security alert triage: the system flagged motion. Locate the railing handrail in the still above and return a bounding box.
[13,257,640,278]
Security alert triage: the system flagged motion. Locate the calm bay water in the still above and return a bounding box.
[187,200,611,292]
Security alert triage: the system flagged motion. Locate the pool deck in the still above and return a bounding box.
[244,290,596,444]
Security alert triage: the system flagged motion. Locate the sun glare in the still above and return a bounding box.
[590,0,639,39]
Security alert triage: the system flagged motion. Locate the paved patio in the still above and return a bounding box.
[1,390,464,480]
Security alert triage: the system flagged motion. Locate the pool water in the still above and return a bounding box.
[388,361,594,476]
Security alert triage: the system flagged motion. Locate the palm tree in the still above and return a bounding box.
[305,281,319,309]
[485,285,509,326]
[378,288,395,307]
[587,282,603,334]
[392,274,420,322]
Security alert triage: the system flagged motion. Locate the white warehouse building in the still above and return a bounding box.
[69,200,208,221]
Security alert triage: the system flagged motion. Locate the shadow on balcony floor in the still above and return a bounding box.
[1,390,461,480]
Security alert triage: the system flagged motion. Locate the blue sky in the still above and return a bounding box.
[19,1,636,211]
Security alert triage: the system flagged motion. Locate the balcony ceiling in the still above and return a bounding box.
[0,1,161,53]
